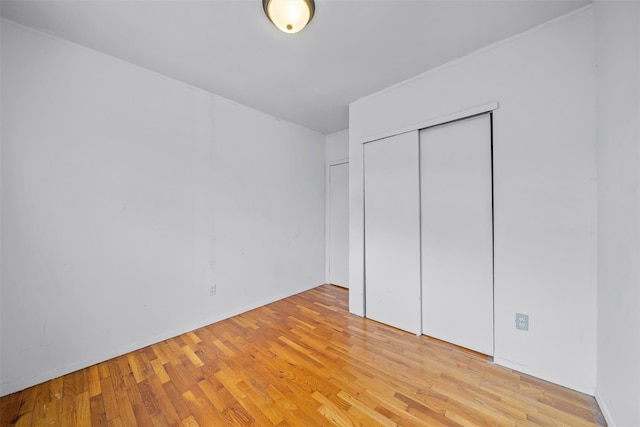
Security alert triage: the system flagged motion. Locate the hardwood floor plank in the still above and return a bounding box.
[235,375,285,425]
[75,391,92,427]
[12,411,32,427]
[131,401,154,427]
[30,383,50,423]
[150,359,171,385]
[98,362,111,380]
[182,345,205,368]
[0,285,606,426]
[89,395,108,427]
[128,353,148,384]
[114,381,138,426]
[180,389,226,426]
[136,379,161,417]
[106,416,124,427]
[155,395,182,426]
[180,415,199,427]
[61,374,78,418]
[336,390,397,427]
[88,365,102,398]
[0,396,21,426]
[99,375,120,422]
[161,382,191,421]
[16,387,36,418]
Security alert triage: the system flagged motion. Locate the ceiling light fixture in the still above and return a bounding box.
[263,0,315,34]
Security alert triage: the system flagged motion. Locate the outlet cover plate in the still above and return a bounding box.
[516,313,529,331]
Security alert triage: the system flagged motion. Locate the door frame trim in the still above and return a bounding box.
[325,159,349,285]
[358,101,499,145]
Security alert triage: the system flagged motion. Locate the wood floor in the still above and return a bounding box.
[1,285,605,426]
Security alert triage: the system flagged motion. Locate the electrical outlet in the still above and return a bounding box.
[515,313,529,331]
[209,284,216,296]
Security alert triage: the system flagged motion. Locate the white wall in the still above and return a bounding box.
[595,2,640,426]
[0,20,325,396]
[212,96,325,304]
[349,7,597,394]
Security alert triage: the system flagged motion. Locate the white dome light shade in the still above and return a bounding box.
[263,0,315,34]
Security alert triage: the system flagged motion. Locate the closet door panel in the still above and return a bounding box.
[420,114,494,355]
[364,131,421,334]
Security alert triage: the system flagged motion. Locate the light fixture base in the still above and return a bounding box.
[263,0,315,34]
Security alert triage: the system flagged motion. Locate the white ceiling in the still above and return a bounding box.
[1,0,590,135]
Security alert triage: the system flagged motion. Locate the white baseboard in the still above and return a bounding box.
[493,357,596,396]
[595,389,616,427]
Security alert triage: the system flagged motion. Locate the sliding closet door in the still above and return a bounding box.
[364,131,421,334]
[420,114,493,355]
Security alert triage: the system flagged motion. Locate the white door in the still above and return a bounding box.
[328,162,349,288]
[364,131,421,335]
[420,114,494,355]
